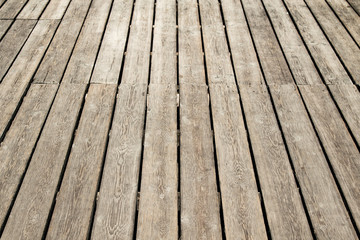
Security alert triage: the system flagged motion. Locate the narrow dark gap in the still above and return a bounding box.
[0,0,8,9]
[0,19,14,42]
[196,1,226,239]
[345,0,360,16]
[217,0,272,238]
[323,0,360,49]
[238,0,317,238]
[261,0,359,236]
[132,0,157,239]
[37,0,53,20]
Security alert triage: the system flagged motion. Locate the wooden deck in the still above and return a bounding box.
[0,0,359,239]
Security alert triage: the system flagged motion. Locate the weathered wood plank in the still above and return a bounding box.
[346,0,360,15]
[241,0,293,85]
[60,0,113,84]
[270,84,358,240]
[0,19,12,39]
[0,20,59,140]
[283,0,352,85]
[0,0,27,19]
[198,0,267,238]
[221,0,264,85]
[299,84,360,230]
[0,20,36,82]
[91,0,133,84]
[0,84,57,231]
[179,84,222,239]
[46,84,116,240]
[0,83,87,239]
[17,0,50,19]
[325,0,360,46]
[40,0,72,19]
[33,0,93,84]
[304,0,360,84]
[261,0,323,85]
[240,84,312,239]
[328,84,360,145]
[91,83,148,239]
[136,84,178,240]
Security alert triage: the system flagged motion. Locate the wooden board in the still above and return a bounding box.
[17,0,50,19]
[0,83,87,239]
[91,83,148,239]
[299,84,360,230]
[91,0,134,84]
[0,20,36,82]
[33,0,93,84]
[241,0,293,85]
[46,84,116,240]
[41,0,72,19]
[0,0,27,19]
[0,20,59,141]
[304,0,360,84]
[220,0,264,85]
[0,84,57,230]
[136,84,178,239]
[0,19,12,39]
[270,84,358,240]
[240,84,312,239]
[325,0,360,46]
[179,84,222,239]
[346,0,360,15]
[60,0,113,84]
[261,0,323,85]
[328,84,360,145]
[283,0,352,85]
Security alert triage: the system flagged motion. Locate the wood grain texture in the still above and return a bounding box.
[0,20,36,82]
[283,0,352,85]
[61,0,112,84]
[1,83,87,240]
[33,0,93,84]
[40,0,72,19]
[304,0,360,84]
[270,84,358,240]
[46,84,116,240]
[325,0,360,46]
[0,20,12,39]
[180,84,222,239]
[91,84,148,240]
[221,0,264,85]
[261,0,323,85]
[91,0,133,84]
[241,0,293,85]
[328,84,360,145]
[0,0,27,19]
[299,84,360,230]
[346,0,360,15]
[136,84,178,240]
[0,20,59,140]
[240,84,312,239]
[0,84,57,230]
[17,0,50,19]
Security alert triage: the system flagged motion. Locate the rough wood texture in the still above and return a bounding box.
[304,0,360,84]
[300,84,360,230]
[180,84,222,239]
[328,84,360,145]
[0,20,59,140]
[41,0,72,19]
[136,84,178,240]
[0,0,27,19]
[325,0,360,46]
[221,0,264,85]
[283,0,352,85]
[261,0,323,85]
[33,0,93,84]
[46,84,116,240]
[91,0,133,84]
[270,84,358,240]
[346,0,360,15]
[240,85,312,239]
[0,83,87,240]
[17,0,50,19]
[0,20,36,82]
[0,84,57,230]
[241,0,293,85]
[0,20,12,39]
[91,84,148,239]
